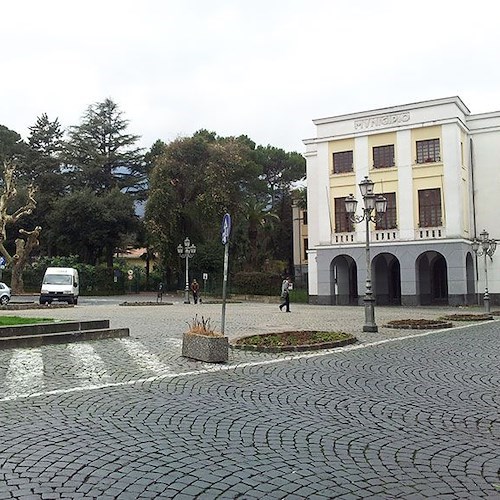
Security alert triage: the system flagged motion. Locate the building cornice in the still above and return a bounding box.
[305,116,468,145]
[312,96,470,126]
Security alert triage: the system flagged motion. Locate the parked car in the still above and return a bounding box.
[0,282,11,305]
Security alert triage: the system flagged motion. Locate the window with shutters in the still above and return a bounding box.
[416,139,440,163]
[373,144,395,168]
[332,151,353,174]
[376,192,397,229]
[418,188,442,227]
[334,197,353,233]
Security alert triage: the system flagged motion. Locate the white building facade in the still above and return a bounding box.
[303,97,499,306]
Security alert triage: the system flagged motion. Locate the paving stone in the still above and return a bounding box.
[0,300,498,499]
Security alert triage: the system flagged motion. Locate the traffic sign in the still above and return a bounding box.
[0,256,5,267]
[221,213,231,245]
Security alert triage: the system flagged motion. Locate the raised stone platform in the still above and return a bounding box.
[0,320,129,349]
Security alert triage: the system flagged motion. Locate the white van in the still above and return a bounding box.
[40,267,79,305]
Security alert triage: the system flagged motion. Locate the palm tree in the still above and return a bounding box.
[243,198,280,269]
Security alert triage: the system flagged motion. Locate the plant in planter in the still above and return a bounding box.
[182,315,228,363]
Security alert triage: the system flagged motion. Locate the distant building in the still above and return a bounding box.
[303,97,499,306]
[292,201,308,287]
[114,247,152,270]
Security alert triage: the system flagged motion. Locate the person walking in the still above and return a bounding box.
[279,277,291,312]
[190,279,200,304]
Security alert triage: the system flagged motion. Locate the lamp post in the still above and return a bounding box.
[177,237,196,304]
[471,229,497,313]
[345,176,387,332]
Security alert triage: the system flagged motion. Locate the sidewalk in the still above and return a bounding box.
[6,295,496,346]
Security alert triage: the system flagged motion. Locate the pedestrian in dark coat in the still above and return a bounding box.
[190,279,200,304]
[279,277,291,312]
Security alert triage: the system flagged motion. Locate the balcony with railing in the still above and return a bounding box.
[415,227,445,239]
[333,229,400,244]
[331,226,446,245]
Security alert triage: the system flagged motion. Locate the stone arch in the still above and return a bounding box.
[373,253,401,305]
[331,255,358,305]
[416,251,448,305]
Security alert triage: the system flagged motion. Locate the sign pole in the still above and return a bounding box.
[221,213,231,335]
[221,242,229,334]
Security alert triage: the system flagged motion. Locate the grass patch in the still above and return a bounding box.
[0,316,55,326]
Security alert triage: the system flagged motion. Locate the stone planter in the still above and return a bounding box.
[182,332,229,363]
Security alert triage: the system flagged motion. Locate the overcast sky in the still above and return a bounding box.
[3,0,500,154]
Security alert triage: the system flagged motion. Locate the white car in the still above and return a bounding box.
[0,282,10,305]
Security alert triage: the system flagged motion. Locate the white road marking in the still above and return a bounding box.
[5,349,45,397]
[117,338,173,375]
[0,323,485,403]
[162,338,182,347]
[67,343,111,385]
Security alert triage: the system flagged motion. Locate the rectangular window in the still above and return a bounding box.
[333,151,353,174]
[373,144,395,168]
[303,238,308,261]
[416,139,440,163]
[418,188,442,227]
[376,192,397,230]
[334,197,353,233]
[302,210,308,225]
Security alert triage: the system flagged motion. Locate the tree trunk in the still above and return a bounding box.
[11,227,41,294]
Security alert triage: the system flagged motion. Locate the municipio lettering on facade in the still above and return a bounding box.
[354,112,410,131]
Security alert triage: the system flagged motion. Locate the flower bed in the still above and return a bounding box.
[119,301,173,306]
[385,319,452,330]
[440,313,493,321]
[232,330,356,353]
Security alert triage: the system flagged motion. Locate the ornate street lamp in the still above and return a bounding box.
[177,237,196,304]
[471,229,497,313]
[345,176,387,332]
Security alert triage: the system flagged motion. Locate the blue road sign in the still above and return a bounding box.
[0,256,5,267]
[221,213,231,245]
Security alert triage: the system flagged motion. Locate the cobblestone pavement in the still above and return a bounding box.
[0,298,498,498]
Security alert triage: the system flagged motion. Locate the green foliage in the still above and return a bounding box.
[289,287,309,303]
[232,271,282,296]
[64,98,146,197]
[145,130,305,286]
[47,188,138,265]
[2,104,307,287]
[0,125,27,163]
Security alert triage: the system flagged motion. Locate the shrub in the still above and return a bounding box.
[232,271,282,296]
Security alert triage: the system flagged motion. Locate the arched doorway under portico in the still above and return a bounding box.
[373,253,401,305]
[331,255,358,305]
[416,251,448,305]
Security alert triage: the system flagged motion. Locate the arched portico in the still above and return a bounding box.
[331,255,358,305]
[416,251,448,305]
